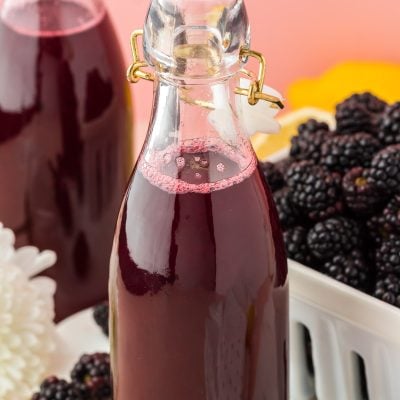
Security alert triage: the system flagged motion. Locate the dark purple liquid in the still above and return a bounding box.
[111,149,288,399]
[0,3,132,319]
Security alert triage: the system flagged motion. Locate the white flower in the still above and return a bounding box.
[0,223,57,400]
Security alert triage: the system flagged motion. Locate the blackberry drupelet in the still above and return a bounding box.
[259,161,285,192]
[374,274,400,308]
[378,102,400,146]
[342,167,383,215]
[32,377,83,400]
[273,188,301,229]
[321,133,381,173]
[284,226,313,266]
[365,144,400,194]
[375,234,400,276]
[383,195,400,233]
[335,92,386,135]
[307,217,360,260]
[321,250,369,291]
[71,353,111,400]
[290,119,332,163]
[93,302,109,337]
[286,161,343,221]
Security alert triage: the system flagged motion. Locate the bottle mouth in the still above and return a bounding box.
[143,0,250,80]
[1,0,105,37]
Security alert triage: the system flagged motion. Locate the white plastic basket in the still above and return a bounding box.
[289,260,400,400]
[266,148,400,400]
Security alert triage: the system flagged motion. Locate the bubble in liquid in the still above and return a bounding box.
[163,153,172,164]
[217,163,225,172]
[195,172,202,179]
[176,157,185,168]
[200,159,209,168]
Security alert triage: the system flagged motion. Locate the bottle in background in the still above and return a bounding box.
[0,0,133,320]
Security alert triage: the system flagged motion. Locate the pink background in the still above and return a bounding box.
[104,0,400,146]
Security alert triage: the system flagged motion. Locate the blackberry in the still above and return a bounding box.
[366,144,400,194]
[284,226,313,266]
[32,377,83,400]
[290,119,332,163]
[375,234,400,276]
[378,102,400,146]
[374,274,400,307]
[383,196,400,233]
[286,161,343,221]
[273,188,301,229]
[71,353,111,400]
[335,92,386,135]
[320,133,381,173]
[93,302,109,337]
[307,217,360,260]
[342,167,383,215]
[322,250,370,291]
[259,161,285,191]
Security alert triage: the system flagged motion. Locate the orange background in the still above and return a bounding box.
[104,0,400,147]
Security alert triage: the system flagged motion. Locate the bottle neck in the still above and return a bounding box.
[147,75,245,148]
[139,75,257,194]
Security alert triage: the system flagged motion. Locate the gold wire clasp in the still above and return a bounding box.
[127,30,284,110]
[127,30,154,83]
[235,48,284,109]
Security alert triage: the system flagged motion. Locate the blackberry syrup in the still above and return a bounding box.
[110,139,288,399]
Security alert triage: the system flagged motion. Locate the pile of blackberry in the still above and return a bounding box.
[32,353,111,400]
[260,92,400,306]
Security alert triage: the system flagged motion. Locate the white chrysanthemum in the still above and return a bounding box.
[0,223,57,400]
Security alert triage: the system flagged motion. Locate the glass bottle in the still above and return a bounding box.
[0,0,133,320]
[110,0,288,399]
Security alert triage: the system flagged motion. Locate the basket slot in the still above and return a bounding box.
[358,345,395,400]
[290,321,316,400]
[303,326,315,379]
[308,318,343,400]
[352,352,370,400]
[338,324,394,399]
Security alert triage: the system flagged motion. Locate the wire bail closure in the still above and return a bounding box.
[127,30,284,110]
[127,30,155,83]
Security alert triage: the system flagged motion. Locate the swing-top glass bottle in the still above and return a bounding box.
[110,0,289,398]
